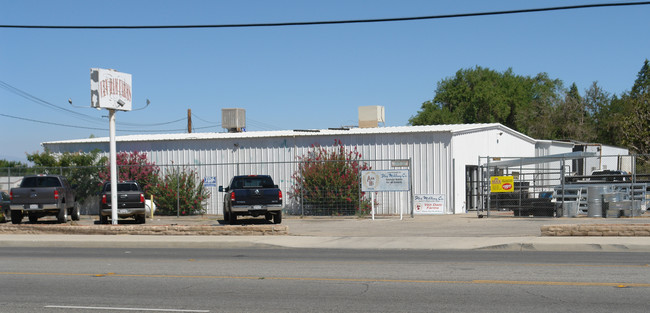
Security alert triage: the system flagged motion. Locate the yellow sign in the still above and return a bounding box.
[490,176,515,193]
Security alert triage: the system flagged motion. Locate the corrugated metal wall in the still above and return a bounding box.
[46,131,454,215]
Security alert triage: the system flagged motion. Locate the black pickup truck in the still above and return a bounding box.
[219,175,283,224]
[9,174,78,224]
[99,181,146,224]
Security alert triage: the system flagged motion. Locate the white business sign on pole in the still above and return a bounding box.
[90,68,133,225]
[414,194,445,215]
[361,170,410,220]
[90,68,132,111]
[361,170,410,192]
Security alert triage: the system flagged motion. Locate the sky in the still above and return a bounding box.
[1,0,649,162]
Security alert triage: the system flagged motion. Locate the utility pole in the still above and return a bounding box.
[187,109,192,133]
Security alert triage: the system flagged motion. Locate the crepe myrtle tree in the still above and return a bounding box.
[98,151,159,196]
[150,166,211,216]
[290,139,373,216]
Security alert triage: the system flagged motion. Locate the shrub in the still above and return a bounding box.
[98,151,159,196]
[290,139,371,216]
[150,167,211,216]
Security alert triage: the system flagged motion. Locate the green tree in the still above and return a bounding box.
[631,59,650,97]
[515,73,563,139]
[0,159,29,176]
[621,59,650,171]
[583,82,621,146]
[409,66,564,139]
[98,151,160,196]
[553,83,596,142]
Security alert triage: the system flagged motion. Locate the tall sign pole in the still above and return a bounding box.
[109,109,118,224]
[91,68,132,225]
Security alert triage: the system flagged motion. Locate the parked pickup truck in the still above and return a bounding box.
[10,174,78,224]
[219,175,283,224]
[99,181,146,224]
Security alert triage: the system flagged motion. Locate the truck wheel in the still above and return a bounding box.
[57,207,68,223]
[28,213,38,223]
[265,213,272,221]
[273,211,282,224]
[229,212,237,224]
[136,214,146,224]
[223,210,230,222]
[99,215,108,224]
[70,205,80,221]
[11,210,23,224]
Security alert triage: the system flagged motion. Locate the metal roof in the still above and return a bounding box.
[486,151,599,167]
[43,123,536,145]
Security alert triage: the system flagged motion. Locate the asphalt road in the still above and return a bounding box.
[1,247,649,312]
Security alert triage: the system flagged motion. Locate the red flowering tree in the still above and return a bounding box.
[150,167,210,216]
[290,139,372,216]
[98,151,160,196]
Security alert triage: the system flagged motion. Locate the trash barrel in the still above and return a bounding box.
[587,186,608,217]
[562,201,579,217]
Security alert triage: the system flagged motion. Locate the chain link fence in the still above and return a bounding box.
[1,158,412,218]
[470,154,650,218]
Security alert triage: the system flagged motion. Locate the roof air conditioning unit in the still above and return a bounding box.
[222,108,246,133]
[358,106,385,128]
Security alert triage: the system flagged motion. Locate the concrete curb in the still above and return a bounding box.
[0,224,288,236]
[541,224,650,236]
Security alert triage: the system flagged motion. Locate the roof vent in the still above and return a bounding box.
[222,108,246,133]
[358,106,385,128]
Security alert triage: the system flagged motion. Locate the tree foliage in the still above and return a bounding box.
[621,59,650,170]
[98,151,160,196]
[150,167,211,216]
[97,151,210,215]
[0,159,28,176]
[409,60,650,169]
[553,83,596,142]
[290,139,372,216]
[409,66,563,140]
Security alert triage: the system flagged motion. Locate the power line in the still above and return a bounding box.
[0,113,105,131]
[0,79,188,127]
[0,80,102,124]
[0,112,194,133]
[1,2,648,29]
[191,112,219,125]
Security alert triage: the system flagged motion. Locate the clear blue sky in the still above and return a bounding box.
[1,0,649,162]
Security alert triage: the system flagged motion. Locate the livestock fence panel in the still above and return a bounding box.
[472,154,650,218]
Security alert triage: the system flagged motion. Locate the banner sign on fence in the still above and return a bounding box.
[361,170,410,192]
[414,194,445,215]
[203,176,217,187]
[490,176,514,193]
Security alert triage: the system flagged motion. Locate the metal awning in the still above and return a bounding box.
[485,151,599,168]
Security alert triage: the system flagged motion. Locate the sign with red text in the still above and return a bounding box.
[490,176,515,193]
[90,68,132,111]
[414,194,445,215]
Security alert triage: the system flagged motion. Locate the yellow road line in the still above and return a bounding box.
[1,271,649,287]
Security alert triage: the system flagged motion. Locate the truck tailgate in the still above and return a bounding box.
[10,187,58,205]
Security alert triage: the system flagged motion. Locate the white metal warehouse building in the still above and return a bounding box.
[42,123,626,215]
